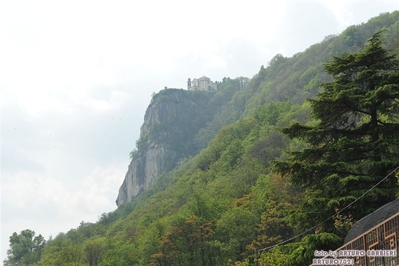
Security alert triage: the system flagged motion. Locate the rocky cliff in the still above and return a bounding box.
[116,89,217,206]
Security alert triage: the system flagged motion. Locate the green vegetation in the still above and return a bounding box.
[4,229,46,266]
[5,11,399,266]
[272,30,399,264]
[130,79,243,170]
[275,30,399,233]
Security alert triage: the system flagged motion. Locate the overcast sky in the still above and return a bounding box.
[1,0,399,261]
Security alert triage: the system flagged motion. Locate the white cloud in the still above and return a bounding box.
[1,164,124,250]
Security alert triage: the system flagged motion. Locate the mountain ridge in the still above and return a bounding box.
[116,84,244,205]
[12,11,399,266]
[116,11,399,207]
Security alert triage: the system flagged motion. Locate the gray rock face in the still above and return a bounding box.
[115,89,212,206]
[115,142,168,206]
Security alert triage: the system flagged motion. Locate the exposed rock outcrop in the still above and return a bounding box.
[115,142,170,206]
[116,89,213,206]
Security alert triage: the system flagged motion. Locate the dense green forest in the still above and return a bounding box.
[5,11,399,266]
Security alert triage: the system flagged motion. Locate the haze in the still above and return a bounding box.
[2,0,399,261]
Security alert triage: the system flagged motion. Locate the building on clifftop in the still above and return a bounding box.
[187,76,217,91]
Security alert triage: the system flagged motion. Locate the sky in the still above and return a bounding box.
[1,0,399,261]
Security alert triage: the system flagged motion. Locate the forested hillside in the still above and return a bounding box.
[4,11,399,266]
[116,82,245,206]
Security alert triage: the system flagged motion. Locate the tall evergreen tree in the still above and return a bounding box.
[274,31,399,235]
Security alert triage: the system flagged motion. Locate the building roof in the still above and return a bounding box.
[197,75,210,81]
[344,197,399,243]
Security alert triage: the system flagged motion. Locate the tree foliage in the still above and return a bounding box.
[274,31,399,264]
[4,229,46,266]
[10,12,399,266]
